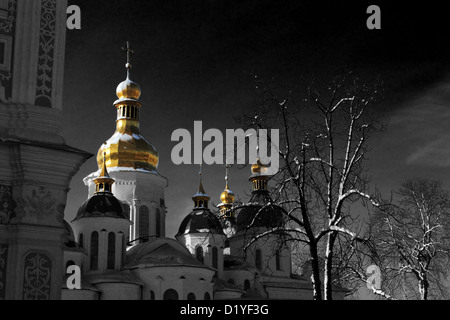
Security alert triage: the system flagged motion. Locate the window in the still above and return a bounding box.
[155,208,161,237]
[212,247,218,269]
[163,289,178,300]
[204,292,211,300]
[79,233,84,248]
[276,250,281,271]
[244,279,250,290]
[187,293,196,300]
[90,231,99,270]
[255,249,262,270]
[227,279,235,284]
[196,246,204,263]
[107,232,116,270]
[150,291,155,300]
[139,206,149,240]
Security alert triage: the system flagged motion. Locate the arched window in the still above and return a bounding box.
[155,208,161,237]
[276,250,281,271]
[90,231,99,270]
[163,289,178,300]
[187,293,196,300]
[150,291,155,300]
[212,247,218,269]
[139,206,149,240]
[255,249,262,270]
[196,246,204,263]
[107,232,116,270]
[79,233,84,248]
[244,279,251,290]
[204,292,211,300]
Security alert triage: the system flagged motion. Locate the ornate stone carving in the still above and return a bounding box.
[35,0,56,108]
[14,187,57,223]
[0,0,16,101]
[22,252,52,300]
[0,185,15,224]
[0,244,8,300]
[0,0,16,33]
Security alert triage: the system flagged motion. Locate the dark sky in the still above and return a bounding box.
[62,0,450,237]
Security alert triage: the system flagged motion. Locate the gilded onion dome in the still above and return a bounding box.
[97,42,159,173]
[220,185,234,205]
[249,158,270,191]
[218,166,235,218]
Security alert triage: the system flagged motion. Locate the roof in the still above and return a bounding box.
[236,190,285,232]
[73,192,128,221]
[176,208,225,237]
[125,237,213,270]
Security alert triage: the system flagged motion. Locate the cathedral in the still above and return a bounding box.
[0,0,346,300]
[61,57,327,300]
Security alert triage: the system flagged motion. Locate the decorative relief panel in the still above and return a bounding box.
[0,185,15,224]
[0,244,8,300]
[0,0,16,102]
[22,252,52,300]
[14,187,57,223]
[34,0,56,108]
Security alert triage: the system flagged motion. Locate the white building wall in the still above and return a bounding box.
[83,170,167,243]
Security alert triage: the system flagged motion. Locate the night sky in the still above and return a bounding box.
[62,0,450,238]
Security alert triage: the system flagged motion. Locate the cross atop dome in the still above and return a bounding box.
[121,41,135,78]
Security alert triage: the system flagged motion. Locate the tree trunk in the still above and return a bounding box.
[419,278,429,300]
[309,243,323,300]
[324,231,337,300]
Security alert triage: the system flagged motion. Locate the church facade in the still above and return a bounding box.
[0,0,346,300]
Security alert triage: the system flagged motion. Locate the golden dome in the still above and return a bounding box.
[116,77,141,101]
[251,158,268,175]
[97,130,159,173]
[97,42,159,173]
[220,187,234,204]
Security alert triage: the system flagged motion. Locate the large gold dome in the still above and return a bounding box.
[97,128,159,172]
[97,55,159,172]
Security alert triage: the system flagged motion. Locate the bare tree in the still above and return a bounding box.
[366,178,450,300]
[236,71,384,299]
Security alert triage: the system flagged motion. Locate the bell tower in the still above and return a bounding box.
[0,0,91,300]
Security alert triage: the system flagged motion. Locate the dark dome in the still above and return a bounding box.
[73,192,128,221]
[236,190,285,232]
[176,208,225,237]
[63,219,80,249]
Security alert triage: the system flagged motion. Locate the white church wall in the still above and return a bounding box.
[129,265,214,300]
[95,282,141,300]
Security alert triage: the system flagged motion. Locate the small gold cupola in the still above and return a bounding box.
[97,41,159,173]
[218,166,235,218]
[192,165,210,209]
[94,152,115,193]
[249,158,270,191]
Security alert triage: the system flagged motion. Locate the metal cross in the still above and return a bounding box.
[121,41,135,70]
